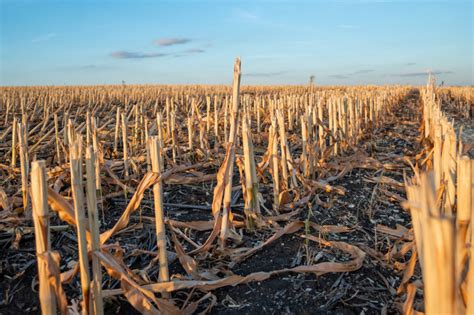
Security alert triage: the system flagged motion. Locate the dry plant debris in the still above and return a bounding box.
[0,63,472,314]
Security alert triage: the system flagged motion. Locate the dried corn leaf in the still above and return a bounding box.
[100,172,159,244]
[376,224,413,240]
[96,250,181,314]
[232,221,351,263]
[0,187,11,212]
[103,234,364,297]
[188,146,233,254]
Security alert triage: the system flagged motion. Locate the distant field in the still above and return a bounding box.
[0,66,472,314]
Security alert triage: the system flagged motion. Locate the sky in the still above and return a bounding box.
[0,0,472,86]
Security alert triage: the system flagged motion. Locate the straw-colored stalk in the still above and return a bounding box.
[332,101,339,156]
[69,136,91,314]
[363,99,369,128]
[20,99,26,125]
[187,117,193,150]
[165,98,171,138]
[433,126,442,191]
[86,110,91,147]
[406,173,456,315]
[442,130,457,213]
[85,147,104,315]
[11,116,17,167]
[220,58,241,248]
[18,121,29,211]
[342,99,348,150]
[276,110,289,189]
[199,120,206,151]
[354,99,361,141]
[92,117,101,192]
[140,104,145,146]
[328,100,334,154]
[270,120,280,213]
[31,160,57,315]
[171,110,177,163]
[456,156,472,280]
[148,136,170,288]
[206,96,211,134]
[248,128,260,216]
[467,160,474,315]
[300,115,309,177]
[4,99,10,126]
[337,99,343,148]
[446,132,457,210]
[214,99,219,145]
[242,119,259,227]
[40,104,49,132]
[63,111,69,149]
[121,112,129,180]
[53,114,61,164]
[114,107,121,155]
[256,99,261,134]
[287,106,293,131]
[348,98,355,145]
[307,113,316,177]
[224,98,229,144]
[156,113,165,171]
[133,105,139,150]
[369,98,375,128]
[317,99,324,152]
[143,117,151,172]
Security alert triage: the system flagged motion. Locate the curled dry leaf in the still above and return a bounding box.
[188,146,233,255]
[102,232,365,298]
[170,227,218,281]
[100,172,159,244]
[231,221,351,263]
[0,187,11,212]
[96,250,181,314]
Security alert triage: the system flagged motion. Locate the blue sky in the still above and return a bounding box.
[0,0,472,86]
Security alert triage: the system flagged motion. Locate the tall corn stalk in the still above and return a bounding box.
[220,57,241,248]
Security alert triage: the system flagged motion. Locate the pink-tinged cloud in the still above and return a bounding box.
[111,51,169,59]
[395,70,454,77]
[185,48,205,53]
[154,38,191,46]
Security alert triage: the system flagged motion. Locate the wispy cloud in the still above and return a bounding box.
[185,48,205,53]
[78,64,112,70]
[246,71,287,77]
[329,74,349,79]
[154,38,191,46]
[394,70,454,77]
[351,69,374,75]
[403,62,417,66]
[111,51,169,59]
[172,48,206,58]
[57,64,113,71]
[330,69,374,79]
[32,33,56,43]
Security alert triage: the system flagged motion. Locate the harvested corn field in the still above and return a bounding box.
[1,58,472,314]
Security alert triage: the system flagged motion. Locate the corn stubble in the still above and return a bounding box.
[404,77,473,314]
[0,62,472,314]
